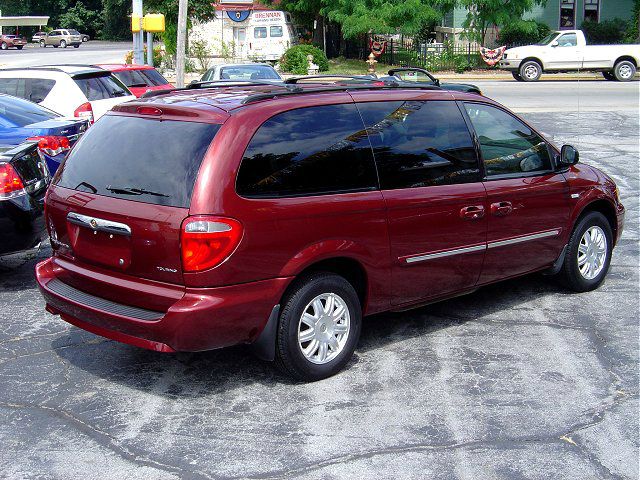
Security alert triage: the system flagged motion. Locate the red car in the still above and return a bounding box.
[36,83,624,381]
[95,64,173,97]
[1,35,27,50]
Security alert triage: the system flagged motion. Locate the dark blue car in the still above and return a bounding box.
[0,93,88,174]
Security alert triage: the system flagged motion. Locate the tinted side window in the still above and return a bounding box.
[0,78,28,100]
[29,79,56,103]
[237,104,377,197]
[74,74,129,100]
[464,103,552,177]
[357,100,479,189]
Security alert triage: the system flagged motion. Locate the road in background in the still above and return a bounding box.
[0,42,131,68]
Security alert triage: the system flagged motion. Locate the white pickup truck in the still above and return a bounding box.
[499,29,640,82]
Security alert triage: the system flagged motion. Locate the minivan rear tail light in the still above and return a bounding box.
[181,216,243,272]
[74,102,94,124]
[0,162,25,198]
[26,135,71,156]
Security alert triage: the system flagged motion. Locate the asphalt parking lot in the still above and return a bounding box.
[0,83,638,479]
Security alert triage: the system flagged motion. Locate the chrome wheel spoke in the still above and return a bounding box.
[577,226,608,280]
[328,336,339,351]
[317,342,328,362]
[304,339,320,357]
[299,328,315,343]
[301,313,316,328]
[334,323,348,334]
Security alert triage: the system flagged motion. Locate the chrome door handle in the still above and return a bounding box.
[490,201,513,217]
[67,212,132,236]
[460,205,485,220]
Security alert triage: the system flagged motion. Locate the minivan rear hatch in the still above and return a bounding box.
[47,114,221,286]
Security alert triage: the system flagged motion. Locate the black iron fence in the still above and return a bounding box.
[372,36,488,72]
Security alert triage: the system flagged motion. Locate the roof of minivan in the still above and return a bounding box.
[117,83,478,116]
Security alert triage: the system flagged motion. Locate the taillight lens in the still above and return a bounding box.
[74,102,94,124]
[181,216,243,272]
[26,135,71,156]
[0,162,25,198]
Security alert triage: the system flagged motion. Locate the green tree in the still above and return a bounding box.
[59,2,102,35]
[459,0,547,45]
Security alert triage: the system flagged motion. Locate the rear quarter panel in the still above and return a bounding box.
[188,93,392,314]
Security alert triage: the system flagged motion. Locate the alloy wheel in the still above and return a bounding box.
[297,292,350,365]
[524,64,539,80]
[618,64,633,80]
[577,226,607,280]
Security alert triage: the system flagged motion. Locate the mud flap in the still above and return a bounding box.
[249,304,280,361]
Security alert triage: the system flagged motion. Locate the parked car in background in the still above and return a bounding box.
[80,32,90,42]
[0,142,50,260]
[500,29,640,82]
[0,93,88,174]
[36,82,623,381]
[32,31,47,43]
[40,29,82,48]
[0,66,136,124]
[380,67,482,94]
[96,64,173,98]
[0,35,27,50]
[200,63,282,83]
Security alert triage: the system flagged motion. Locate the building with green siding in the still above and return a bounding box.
[435,0,635,45]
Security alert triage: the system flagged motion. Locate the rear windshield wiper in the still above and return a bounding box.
[106,186,170,197]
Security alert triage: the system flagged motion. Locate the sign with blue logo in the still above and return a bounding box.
[227,11,250,22]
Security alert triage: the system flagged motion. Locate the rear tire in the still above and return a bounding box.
[60,40,67,48]
[73,44,80,48]
[16,45,23,50]
[558,211,613,292]
[40,40,45,48]
[274,272,362,381]
[602,71,616,81]
[613,60,636,82]
[512,72,524,82]
[519,60,542,82]
[0,43,7,50]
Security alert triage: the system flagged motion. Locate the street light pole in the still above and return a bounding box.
[132,0,144,64]
[175,0,188,88]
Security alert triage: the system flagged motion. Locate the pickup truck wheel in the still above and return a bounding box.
[614,60,636,82]
[512,72,524,82]
[0,43,7,50]
[519,61,542,82]
[40,40,45,48]
[558,211,612,292]
[274,272,361,381]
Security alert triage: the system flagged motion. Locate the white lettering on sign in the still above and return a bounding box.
[252,11,285,23]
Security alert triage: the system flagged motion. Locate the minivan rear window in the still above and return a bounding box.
[54,115,220,208]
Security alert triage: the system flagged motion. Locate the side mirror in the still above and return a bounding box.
[551,40,559,47]
[560,144,579,167]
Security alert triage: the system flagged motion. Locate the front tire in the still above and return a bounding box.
[40,40,45,48]
[519,60,542,82]
[558,211,613,292]
[0,42,7,50]
[275,272,362,381]
[614,60,636,82]
[512,72,524,82]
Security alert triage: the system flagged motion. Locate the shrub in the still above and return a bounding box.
[280,45,329,74]
[124,46,164,67]
[582,19,628,44]
[498,20,551,46]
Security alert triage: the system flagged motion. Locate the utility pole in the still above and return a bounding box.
[176,0,188,88]
[132,0,144,64]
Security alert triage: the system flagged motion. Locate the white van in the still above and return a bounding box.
[246,11,298,61]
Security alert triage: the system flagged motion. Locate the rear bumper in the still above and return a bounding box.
[0,193,47,257]
[36,257,291,352]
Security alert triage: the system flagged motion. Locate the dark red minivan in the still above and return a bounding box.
[36,82,625,381]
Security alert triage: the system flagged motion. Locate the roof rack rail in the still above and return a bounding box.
[139,81,301,99]
[284,75,378,84]
[241,83,442,105]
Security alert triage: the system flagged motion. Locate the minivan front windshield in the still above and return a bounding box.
[54,115,220,207]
